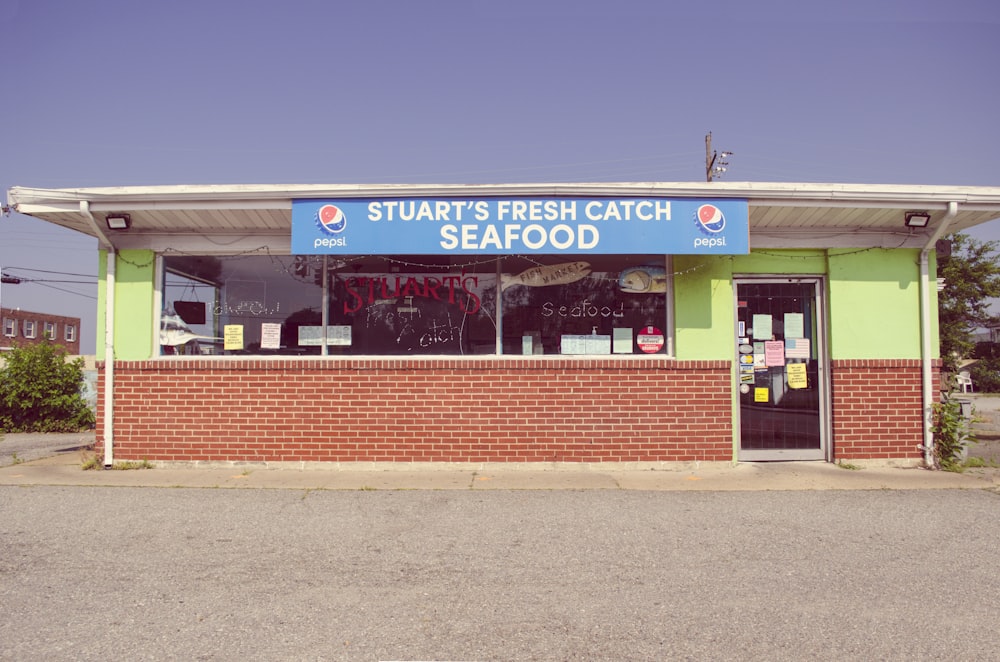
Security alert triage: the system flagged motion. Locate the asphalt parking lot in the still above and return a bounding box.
[0,431,93,468]
[2,485,999,660]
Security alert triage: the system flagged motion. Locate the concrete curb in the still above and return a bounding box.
[2,452,998,492]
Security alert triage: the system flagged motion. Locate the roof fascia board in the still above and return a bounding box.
[13,181,1000,199]
[107,233,291,253]
[750,199,964,210]
[88,199,292,212]
[750,229,928,249]
[11,183,1000,217]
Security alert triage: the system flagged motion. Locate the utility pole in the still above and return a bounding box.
[705,132,732,182]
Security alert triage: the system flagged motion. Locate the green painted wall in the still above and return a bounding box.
[674,248,932,361]
[674,255,734,360]
[96,253,106,360]
[827,248,924,359]
[731,249,827,276]
[96,249,156,360]
[829,249,924,359]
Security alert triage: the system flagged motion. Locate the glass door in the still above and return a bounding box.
[735,278,828,461]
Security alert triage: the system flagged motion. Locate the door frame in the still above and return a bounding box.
[734,276,832,462]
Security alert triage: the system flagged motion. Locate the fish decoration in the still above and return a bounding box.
[619,266,668,293]
[160,311,222,347]
[500,261,591,292]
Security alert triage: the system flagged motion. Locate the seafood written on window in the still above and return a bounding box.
[502,254,668,356]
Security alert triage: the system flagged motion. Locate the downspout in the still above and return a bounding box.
[80,201,117,468]
[920,201,958,468]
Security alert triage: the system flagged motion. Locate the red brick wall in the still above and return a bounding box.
[830,359,933,461]
[96,358,734,463]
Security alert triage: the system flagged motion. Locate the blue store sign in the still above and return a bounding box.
[291,197,749,255]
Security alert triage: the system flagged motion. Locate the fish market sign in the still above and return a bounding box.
[291,197,748,255]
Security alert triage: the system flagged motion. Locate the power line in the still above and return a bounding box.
[19,279,97,284]
[25,281,98,300]
[2,266,97,278]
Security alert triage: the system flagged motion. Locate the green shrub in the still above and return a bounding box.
[0,341,96,432]
[932,392,974,472]
[969,356,1000,393]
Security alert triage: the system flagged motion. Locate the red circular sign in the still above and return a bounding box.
[637,325,664,353]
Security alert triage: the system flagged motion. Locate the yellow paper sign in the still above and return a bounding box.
[754,387,769,403]
[224,324,244,351]
[787,363,808,389]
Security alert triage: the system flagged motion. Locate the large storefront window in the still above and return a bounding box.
[161,254,668,356]
[326,256,496,355]
[500,255,668,355]
[162,254,319,355]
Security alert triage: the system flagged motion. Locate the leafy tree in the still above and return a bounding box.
[970,356,1000,393]
[937,233,1000,373]
[0,341,95,432]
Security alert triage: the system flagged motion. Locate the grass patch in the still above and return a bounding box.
[111,459,153,470]
[939,454,1000,473]
[962,457,1000,469]
[81,453,102,470]
[81,454,153,471]
[836,460,862,470]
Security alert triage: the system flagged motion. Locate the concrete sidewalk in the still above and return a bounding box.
[2,450,999,491]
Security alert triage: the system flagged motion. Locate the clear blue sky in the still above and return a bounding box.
[2,0,999,354]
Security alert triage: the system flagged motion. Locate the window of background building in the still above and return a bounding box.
[3,318,15,338]
[23,320,36,339]
[160,254,669,357]
[44,321,56,340]
[65,324,77,343]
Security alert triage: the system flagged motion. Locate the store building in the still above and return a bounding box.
[7,182,1000,467]
[1,307,81,355]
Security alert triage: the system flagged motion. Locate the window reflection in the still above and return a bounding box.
[500,255,668,355]
[161,254,668,356]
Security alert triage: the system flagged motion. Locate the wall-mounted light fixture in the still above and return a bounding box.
[904,211,931,228]
[105,213,131,230]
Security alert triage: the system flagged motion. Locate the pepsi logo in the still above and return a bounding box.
[696,204,726,234]
[315,204,347,235]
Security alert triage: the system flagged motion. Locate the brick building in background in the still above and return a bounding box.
[1,308,81,355]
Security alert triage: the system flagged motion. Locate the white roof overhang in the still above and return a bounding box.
[8,182,1000,252]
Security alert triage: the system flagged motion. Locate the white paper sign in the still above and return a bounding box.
[784,313,804,339]
[260,323,281,349]
[298,325,352,346]
[752,314,773,340]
